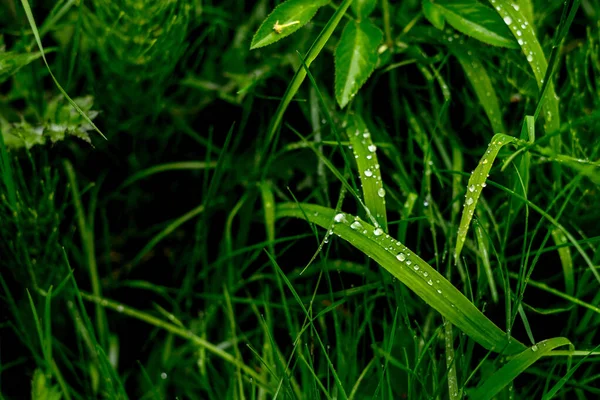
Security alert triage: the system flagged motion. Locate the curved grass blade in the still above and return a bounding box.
[19,0,106,140]
[490,0,560,133]
[259,181,277,255]
[451,46,506,134]
[347,115,387,229]
[455,134,518,262]
[334,19,383,108]
[276,202,526,355]
[250,0,329,49]
[431,0,518,48]
[551,228,574,296]
[469,338,573,400]
[265,0,353,145]
[118,161,217,190]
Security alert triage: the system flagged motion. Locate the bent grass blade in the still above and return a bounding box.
[276,202,526,355]
[455,133,518,262]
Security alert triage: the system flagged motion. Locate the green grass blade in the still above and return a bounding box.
[451,46,506,134]
[118,161,217,190]
[276,202,526,354]
[490,0,560,133]
[265,0,353,145]
[455,134,518,262]
[469,338,573,400]
[347,114,387,230]
[259,181,277,255]
[551,228,574,296]
[19,0,106,140]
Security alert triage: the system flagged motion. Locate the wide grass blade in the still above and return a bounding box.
[276,202,526,355]
[469,338,573,400]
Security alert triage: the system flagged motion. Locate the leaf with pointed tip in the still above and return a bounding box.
[432,0,518,48]
[250,0,329,49]
[422,0,445,30]
[351,0,377,19]
[335,20,383,108]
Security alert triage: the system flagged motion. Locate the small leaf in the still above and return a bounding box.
[351,0,377,19]
[335,20,383,108]
[250,0,330,49]
[432,0,518,48]
[422,0,445,30]
[0,50,46,83]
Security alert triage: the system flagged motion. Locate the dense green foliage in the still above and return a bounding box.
[1,0,599,399]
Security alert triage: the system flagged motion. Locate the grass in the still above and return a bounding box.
[1,0,600,399]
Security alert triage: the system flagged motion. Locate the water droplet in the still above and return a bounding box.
[406,260,412,266]
[518,39,523,45]
[397,253,406,261]
[350,221,362,230]
[117,305,124,313]
[437,289,442,294]
[516,30,522,36]
[161,372,168,380]
[374,228,384,236]
[334,213,346,223]
[363,132,370,138]
[368,144,377,152]
[468,185,475,192]
[378,188,386,197]
[503,16,513,25]
[482,159,488,164]
[466,197,474,206]
[481,182,487,188]
[427,280,433,286]
[364,169,373,177]
[531,345,538,352]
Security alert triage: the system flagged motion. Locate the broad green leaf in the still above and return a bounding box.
[451,45,506,134]
[432,0,518,48]
[469,338,573,400]
[0,50,46,83]
[250,0,329,49]
[347,114,387,229]
[422,0,445,30]
[455,134,519,262]
[351,0,377,19]
[335,20,383,108]
[276,202,526,355]
[489,0,560,133]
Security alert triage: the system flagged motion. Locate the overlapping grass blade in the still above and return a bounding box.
[455,134,518,262]
[276,202,526,355]
[469,338,573,400]
[265,0,353,145]
[347,114,387,230]
[489,0,560,133]
[451,46,505,134]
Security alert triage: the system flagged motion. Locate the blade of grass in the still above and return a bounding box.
[469,338,573,400]
[347,114,387,230]
[455,133,519,262]
[19,0,106,140]
[276,202,526,354]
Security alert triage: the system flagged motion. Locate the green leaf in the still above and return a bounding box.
[469,338,573,400]
[432,0,518,48]
[0,50,46,83]
[276,202,526,355]
[335,20,383,108]
[351,0,377,19]
[250,0,330,49]
[422,0,445,30]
